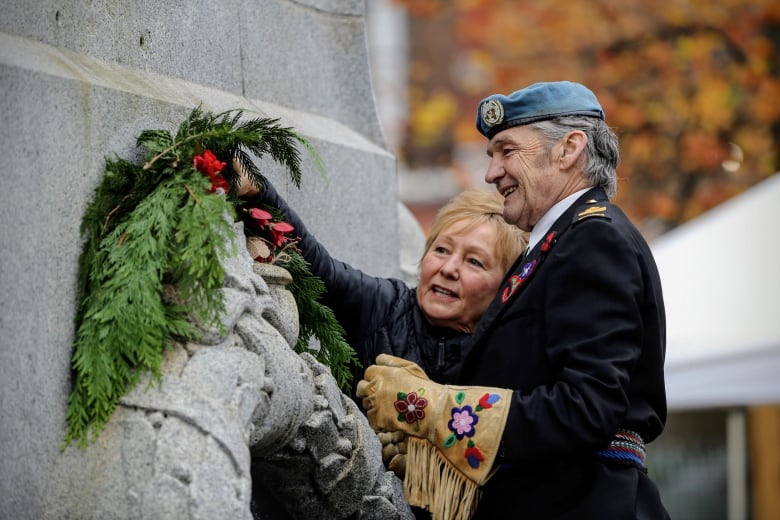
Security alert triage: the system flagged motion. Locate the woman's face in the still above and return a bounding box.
[417,220,505,333]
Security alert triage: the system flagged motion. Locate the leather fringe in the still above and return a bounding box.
[404,436,481,520]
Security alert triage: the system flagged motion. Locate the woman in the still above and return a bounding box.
[241,177,525,519]
[239,177,527,386]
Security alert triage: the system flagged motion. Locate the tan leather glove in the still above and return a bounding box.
[357,354,511,486]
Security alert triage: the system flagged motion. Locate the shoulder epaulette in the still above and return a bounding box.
[572,198,611,224]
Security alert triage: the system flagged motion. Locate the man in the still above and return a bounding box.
[358,81,668,519]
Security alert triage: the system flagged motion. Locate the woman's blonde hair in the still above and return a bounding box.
[423,188,528,272]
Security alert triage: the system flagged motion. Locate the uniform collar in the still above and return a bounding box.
[526,188,590,252]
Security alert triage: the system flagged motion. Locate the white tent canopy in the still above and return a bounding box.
[651,173,780,410]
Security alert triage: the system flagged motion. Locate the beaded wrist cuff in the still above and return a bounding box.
[594,428,646,468]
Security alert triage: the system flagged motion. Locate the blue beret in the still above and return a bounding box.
[476,81,605,139]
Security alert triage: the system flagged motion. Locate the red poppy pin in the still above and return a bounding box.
[540,231,557,253]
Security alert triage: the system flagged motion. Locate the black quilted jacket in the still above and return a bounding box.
[247,182,473,391]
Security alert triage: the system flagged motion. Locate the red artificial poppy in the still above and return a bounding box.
[540,231,556,253]
[193,149,226,179]
[269,221,295,247]
[210,175,230,194]
[249,208,273,227]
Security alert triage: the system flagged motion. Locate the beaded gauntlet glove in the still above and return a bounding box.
[357,354,511,519]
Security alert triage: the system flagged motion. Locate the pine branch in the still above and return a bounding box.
[65,105,347,448]
[66,169,231,447]
[278,252,359,390]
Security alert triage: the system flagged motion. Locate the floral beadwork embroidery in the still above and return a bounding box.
[501,274,521,304]
[501,259,537,303]
[449,406,479,438]
[464,441,485,468]
[442,392,503,468]
[394,391,428,431]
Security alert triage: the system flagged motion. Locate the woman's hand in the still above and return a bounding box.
[234,158,262,197]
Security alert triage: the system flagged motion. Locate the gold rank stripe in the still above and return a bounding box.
[577,205,607,220]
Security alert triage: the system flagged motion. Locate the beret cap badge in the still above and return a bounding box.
[475,81,605,138]
[481,99,504,127]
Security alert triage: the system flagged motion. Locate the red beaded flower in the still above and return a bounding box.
[464,441,485,468]
[395,391,428,425]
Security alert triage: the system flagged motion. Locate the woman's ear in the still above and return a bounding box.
[559,130,587,170]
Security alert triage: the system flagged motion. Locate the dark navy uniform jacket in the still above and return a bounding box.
[461,187,669,519]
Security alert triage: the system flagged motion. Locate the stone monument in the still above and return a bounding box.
[0,1,415,518]
[46,222,412,519]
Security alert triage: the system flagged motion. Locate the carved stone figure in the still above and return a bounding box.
[54,223,412,520]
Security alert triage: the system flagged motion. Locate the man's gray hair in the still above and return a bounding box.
[531,116,620,198]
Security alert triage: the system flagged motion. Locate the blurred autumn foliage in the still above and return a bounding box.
[392,0,780,232]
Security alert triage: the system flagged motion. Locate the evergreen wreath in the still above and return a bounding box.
[65,106,357,448]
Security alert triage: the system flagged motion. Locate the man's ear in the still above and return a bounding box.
[559,130,587,170]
